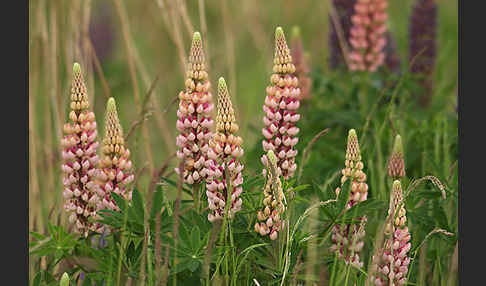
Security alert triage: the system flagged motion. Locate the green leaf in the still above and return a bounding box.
[33,271,42,286]
[289,184,311,194]
[111,192,127,212]
[190,225,201,251]
[336,179,351,214]
[132,189,145,224]
[236,243,268,276]
[160,177,192,196]
[343,199,385,219]
[150,185,164,221]
[188,259,200,272]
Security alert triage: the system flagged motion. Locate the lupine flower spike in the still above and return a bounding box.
[329,0,357,69]
[206,78,244,222]
[409,0,437,107]
[61,63,101,237]
[97,97,134,212]
[384,32,402,75]
[330,129,368,267]
[370,180,411,286]
[175,32,214,185]
[388,134,406,180]
[348,0,388,72]
[255,150,286,240]
[261,27,301,180]
[290,26,312,100]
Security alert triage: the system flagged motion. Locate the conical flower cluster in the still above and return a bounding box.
[388,135,406,180]
[329,0,357,69]
[61,63,102,236]
[290,27,312,100]
[254,150,286,240]
[330,129,368,267]
[409,0,437,106]
[175,32,214,185]
[96,98,134,212]
[370,180,411,286]
[205,78,244,222]
[348,0,389,72]
[261,27,301,180]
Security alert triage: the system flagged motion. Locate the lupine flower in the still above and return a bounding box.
[61,63,101,237]
[409,0,438,106]
[290,26,312,100]
[330,129,368,268]
[370,180,411,286]
[205,78,244,222]
[387,134,406,180]
[254,150,286,240]
[348,0,389,72]
[329,0,357,69]
[384,32,402,75]
[96,97,134,212]
[261,27,301,180]
[175,32,214,185]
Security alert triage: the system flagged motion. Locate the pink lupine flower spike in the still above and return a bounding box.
[370,180,411,286]
[206,78,244,222]
[330,129,369,268]
[175,32,214,186]
[62,63,102,237]
[348,0,389,72]
[261,27,301,180]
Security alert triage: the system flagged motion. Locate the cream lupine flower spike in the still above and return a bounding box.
[261,27,301,180]
[175,32,214,186]
[205,78,244,222]
[254,150,286,240]
[388,134,406,180]
[61,63,102,236]
[97,97,134,212]
[330,129,368,267]
[370,180,411,285]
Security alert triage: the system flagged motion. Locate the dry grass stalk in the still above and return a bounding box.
[175,0,195,36]
[113,0,155,175]
[220,0,239,116]
[327,0,352,68]
[198,0,210,71]
[87,39,111,100]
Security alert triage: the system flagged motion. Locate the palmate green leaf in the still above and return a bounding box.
[97,209,124,228]
[289,184,311,194]
[190,225,201,252]
[131,189,145,224]
[111,192,128,212]
[342,198,385,219]
[336,179,351,214]
[160,177,192,196]
[150,185,164,221]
